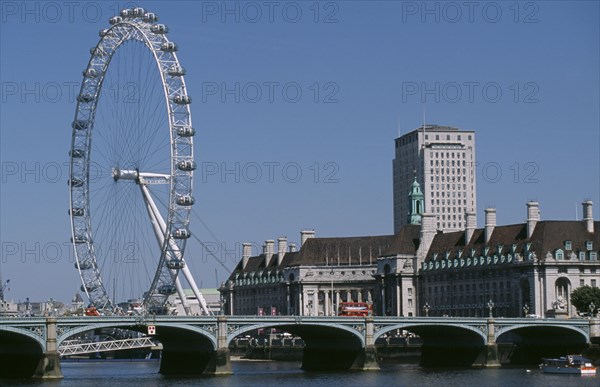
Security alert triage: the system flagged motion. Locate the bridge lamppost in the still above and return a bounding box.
[590,302,596,318]
[487,299,494,318]
[523,303,529,317]
[423,302,430,317]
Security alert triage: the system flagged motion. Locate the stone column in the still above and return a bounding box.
[334,290,340,315]
[347,290,352,302]
[396,276,402,316]
[324,290,330,316]
[286,283,291,315]
[33,317,63,379]
[313,292,319,316]
[205,316,232,375]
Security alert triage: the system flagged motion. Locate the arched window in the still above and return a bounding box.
[555,249,564,260]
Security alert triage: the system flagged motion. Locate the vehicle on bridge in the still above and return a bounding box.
[338,302,372,317]
[85,306,100,316]
[540,355,597,375]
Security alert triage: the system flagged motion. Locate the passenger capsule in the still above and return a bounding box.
[160,42,178,52]
[69,207,85,216]
[176,126,195,137]
[132,7,146,16]
[109,16,122,25]
[75,261,92,270]
[69,178,84,187]
[70,149,85,158]
[77,93,94,103]
[99,29,111,37]
[177,160,196,171]
[150,24,169,34]
[176,195,195,206]
[83,68,98,78]
[172,95,191,104]
[173,229,191,239]
[158,284,177,295]
[167,65,186,76]
[166,259,185,270]
[143,12,158,23]
[72,120,89,130]
[120,9,134,18]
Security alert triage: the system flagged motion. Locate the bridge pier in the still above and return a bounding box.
[590,317,600,345]
[33,318,63,379]
[351,317,379,371]
[204,316,232,375]
[473,318,500,367]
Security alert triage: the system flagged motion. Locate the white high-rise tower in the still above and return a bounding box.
[393,125,476,233]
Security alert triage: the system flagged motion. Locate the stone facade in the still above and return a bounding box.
[220,202,599,319]
[220,233,394,316]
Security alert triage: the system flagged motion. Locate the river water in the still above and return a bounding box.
[2,360,598,386]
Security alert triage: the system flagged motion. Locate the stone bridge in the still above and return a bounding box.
[0,315,598,378]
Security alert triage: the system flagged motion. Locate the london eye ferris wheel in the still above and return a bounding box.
[68,7,209,316]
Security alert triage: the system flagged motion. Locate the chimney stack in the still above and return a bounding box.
[583,200,594,234]
[264,240,275,266]
[484,208,496,244]
[242,242,252,269]
[289,243,297,253]
[465,211,476,245]
[417,212,437,260]
[300,230,315,246]
[277,237,287,266]
[526,201,540,238]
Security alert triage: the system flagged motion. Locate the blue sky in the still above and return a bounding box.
[1,1,599,304]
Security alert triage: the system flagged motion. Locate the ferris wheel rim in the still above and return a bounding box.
[68,8,195,314]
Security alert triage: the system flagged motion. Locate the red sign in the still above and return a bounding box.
[147,325,156,335]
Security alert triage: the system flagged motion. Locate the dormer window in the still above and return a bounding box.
[579,251,586,261]
[591,252,598,261]
[586,241,593,251]
[564,241,572,250]
[555,249,564,260]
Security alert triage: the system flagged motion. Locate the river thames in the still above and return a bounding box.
[1,360,598,386]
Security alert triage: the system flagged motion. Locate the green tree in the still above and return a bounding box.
[570,286,600,315]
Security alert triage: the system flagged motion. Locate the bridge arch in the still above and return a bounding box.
[496,323,589,344]
[56,321,217,348]
[0,325,46,350]
[226,321,365,347]
[0,326,46,378]
[374,322,487,344]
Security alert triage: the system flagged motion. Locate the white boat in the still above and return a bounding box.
[540,355,597,375]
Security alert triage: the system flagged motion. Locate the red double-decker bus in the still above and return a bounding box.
[338,302,372,317]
